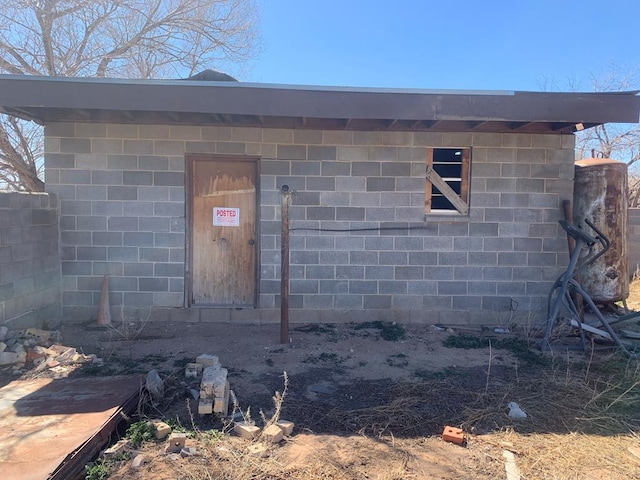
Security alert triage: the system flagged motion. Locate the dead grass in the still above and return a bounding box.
[86,285,640,479]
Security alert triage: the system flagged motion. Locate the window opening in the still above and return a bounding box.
[425,147,470,215]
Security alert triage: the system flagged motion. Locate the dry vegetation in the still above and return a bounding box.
[76,283,640,480]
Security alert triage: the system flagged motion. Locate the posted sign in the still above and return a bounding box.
[213,207,240,226]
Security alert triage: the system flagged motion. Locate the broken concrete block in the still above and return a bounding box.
[442,426,465,445]
[201,366,228,397]
[185,366,199,378]
[103,439,130,458]
[233,422,260,440]
[0,325,7,341]
[131,454,148,468]
[195,354,220,368]
[24,328,53,343]
[187,362,203,373]
[0,342,5,353]
[164,432,187,453]
[148,420,172,440]
[198,399,213,415]
[262,424,284,443]
[247,443,269,457]
[276,420,295,436]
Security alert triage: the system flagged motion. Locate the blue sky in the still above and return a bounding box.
[249,0,640,92]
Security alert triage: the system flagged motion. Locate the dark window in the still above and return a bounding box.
[425,147,470,214]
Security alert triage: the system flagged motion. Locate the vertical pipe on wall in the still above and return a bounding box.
[280,185,291,344]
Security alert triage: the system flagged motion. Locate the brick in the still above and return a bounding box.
[234,422,261,439]
[262,424,284,443]
[442,426,465,445]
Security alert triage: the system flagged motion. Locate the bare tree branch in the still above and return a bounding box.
[0,0,259,190]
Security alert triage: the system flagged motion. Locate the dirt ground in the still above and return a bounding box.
[51,308,639,480]
[3,289,640,479]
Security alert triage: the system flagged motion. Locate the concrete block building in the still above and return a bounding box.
[0,75,638,325]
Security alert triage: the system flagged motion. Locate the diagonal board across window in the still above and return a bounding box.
[425,147,470,215]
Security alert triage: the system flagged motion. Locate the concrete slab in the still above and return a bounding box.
[0,375,141,480]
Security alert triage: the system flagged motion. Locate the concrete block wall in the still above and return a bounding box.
[0,192,61,328]
[45,123,575,324]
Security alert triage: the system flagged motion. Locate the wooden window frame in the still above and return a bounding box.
[425,147,471,215]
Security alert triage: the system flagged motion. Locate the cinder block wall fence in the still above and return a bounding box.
[44,123,577,325]
[0,192,61,328]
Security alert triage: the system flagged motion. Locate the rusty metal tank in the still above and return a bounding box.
[573,158,629,303]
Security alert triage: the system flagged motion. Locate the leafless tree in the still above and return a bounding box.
[572,64,640,205]
[0,0,259,191]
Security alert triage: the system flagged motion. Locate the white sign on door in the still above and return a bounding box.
[213,207,240,226]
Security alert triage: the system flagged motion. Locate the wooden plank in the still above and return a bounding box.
[425,166,469,214]
[424,148,433,213]
[502,450,521,480]
[460,148,470,207]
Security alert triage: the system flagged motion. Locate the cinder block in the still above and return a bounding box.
[262,424,284,443]
[201,366,228,397]
[233,422,261,439]
[276,420,295,436]
[198,399,213,415]
[213,381,230,416]
[165,432,187,453]
[195,354,220,367]
[442,426,465,445]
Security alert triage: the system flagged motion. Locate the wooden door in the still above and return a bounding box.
[189,156,257,306]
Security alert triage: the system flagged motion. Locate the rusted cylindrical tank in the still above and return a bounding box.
[573,158,629,303]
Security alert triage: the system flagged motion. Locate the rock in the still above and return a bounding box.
[131,454,148,468]
[0,325,8,341]
[507,402,527,419]
[0,351,21,365]
[180,447,198,457]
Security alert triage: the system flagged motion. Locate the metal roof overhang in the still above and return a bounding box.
[0,75,638,134]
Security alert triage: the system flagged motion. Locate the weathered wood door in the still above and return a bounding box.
[189,156,257,306]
